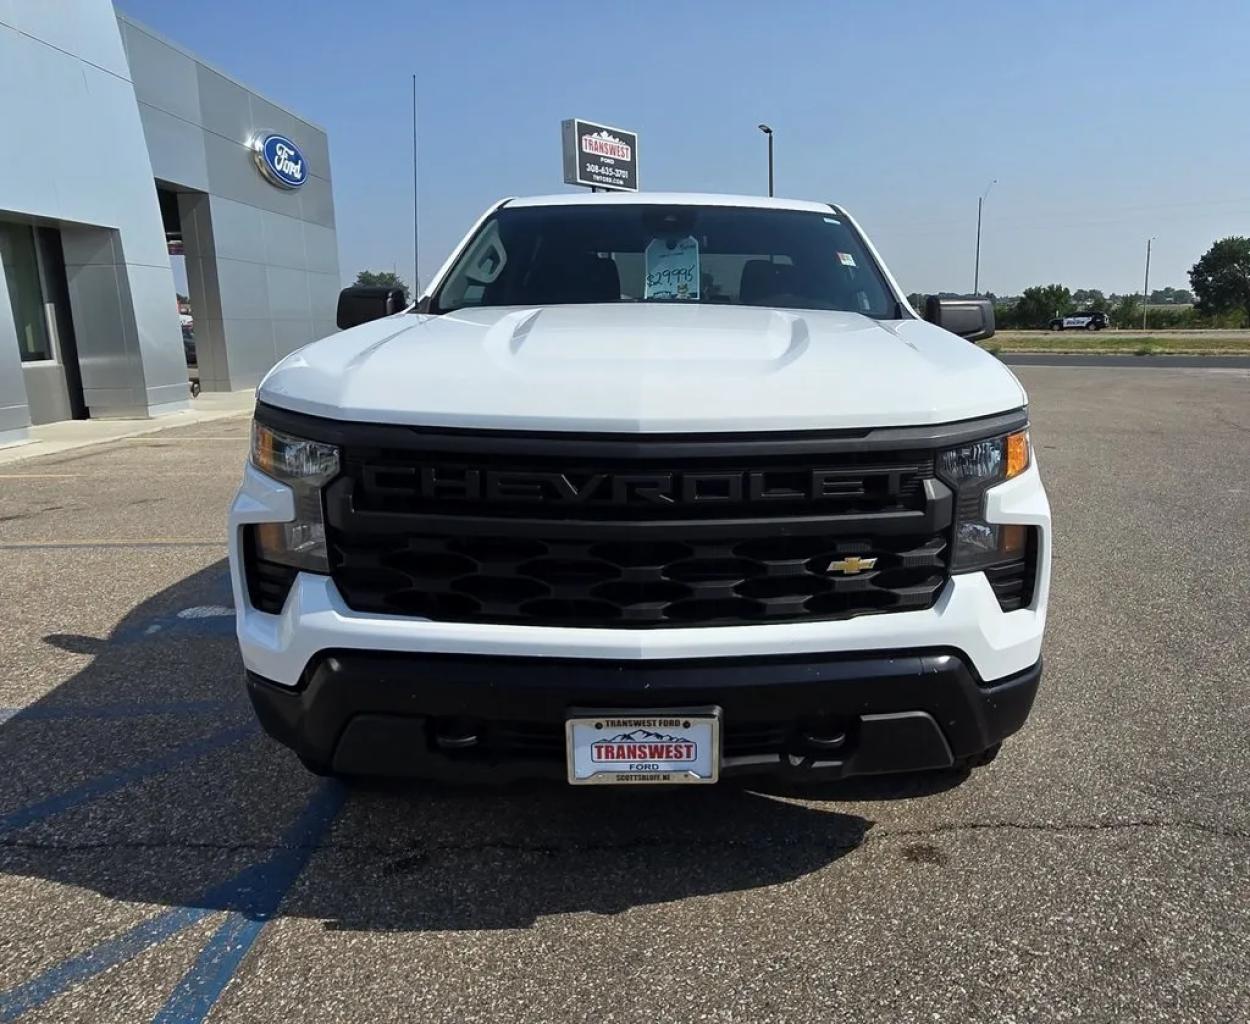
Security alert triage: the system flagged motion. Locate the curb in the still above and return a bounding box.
[0,397,254,467]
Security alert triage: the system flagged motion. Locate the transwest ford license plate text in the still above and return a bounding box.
[566,714,720,785]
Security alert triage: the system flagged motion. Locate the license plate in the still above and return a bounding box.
[565,709,721,785]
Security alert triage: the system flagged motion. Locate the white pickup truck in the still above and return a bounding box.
[228,192,1051,786]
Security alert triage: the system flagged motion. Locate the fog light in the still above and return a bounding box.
[999,523,1026,556]
[253,513,329,572]
[953,521,1029,570]
[956,521,998,560]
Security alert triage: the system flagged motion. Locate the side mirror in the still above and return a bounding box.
[923,296,995,343]
[336,286,409,330]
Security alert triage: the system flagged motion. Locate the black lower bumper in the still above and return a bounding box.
[245,649,1041,783]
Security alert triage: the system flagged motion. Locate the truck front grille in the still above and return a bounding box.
[327,529,947,627]
[323,433,954,629]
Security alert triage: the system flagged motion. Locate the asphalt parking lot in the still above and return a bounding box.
[1,365,1247,1023]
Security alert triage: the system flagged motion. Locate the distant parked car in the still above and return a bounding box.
[1049,310,1108,331]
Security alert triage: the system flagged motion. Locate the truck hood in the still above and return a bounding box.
[258,304,1027,432]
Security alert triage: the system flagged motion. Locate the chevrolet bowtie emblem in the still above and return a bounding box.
[827,555,878,575]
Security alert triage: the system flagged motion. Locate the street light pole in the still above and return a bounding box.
[973,179,996,295]
[757,124,774,197]
[417,74,427,300]
[1141,237,1154,330]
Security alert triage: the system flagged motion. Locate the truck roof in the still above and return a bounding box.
[504,192,837,214]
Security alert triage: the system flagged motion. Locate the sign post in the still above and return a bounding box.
[561,118,639,192]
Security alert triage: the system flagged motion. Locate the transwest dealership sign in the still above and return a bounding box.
[561,118,638,192]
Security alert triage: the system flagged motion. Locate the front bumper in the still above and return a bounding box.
[247,649,1042,782]
[228,426,1051,781]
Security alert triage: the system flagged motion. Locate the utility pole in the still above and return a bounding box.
[417,74,427,302]
[1141,237,1154,330]
[757,124,774,197]
[973,179,996,295]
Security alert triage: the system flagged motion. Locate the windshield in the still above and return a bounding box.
[431,204,900,317]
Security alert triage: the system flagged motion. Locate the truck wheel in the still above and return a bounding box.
[1085,320,1097,331]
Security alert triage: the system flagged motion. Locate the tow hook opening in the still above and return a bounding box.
[432,717,480,750]
[796,715,851,754]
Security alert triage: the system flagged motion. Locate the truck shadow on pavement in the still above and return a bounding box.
[0,560,965,934]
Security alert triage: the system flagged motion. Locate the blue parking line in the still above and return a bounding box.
[150,915,260,1024]
[152,782,347,1023]
[0,782,346,1023]
[0,723,253,837]
[0,785,346,1021]
[0,905,215,1023]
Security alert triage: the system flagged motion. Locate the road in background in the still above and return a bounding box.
[1,367,1247,1023]
[1004,353,1250,368]
[992,330,1250,357]
[999,329,1250,340]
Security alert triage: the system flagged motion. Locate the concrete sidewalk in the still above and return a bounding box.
[0,389,255,466]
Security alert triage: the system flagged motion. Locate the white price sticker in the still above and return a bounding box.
[644,236,700,300]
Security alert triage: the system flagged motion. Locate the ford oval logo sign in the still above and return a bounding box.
[251,132,307,189]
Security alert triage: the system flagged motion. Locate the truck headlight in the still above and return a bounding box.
[938,429,1030,571]
[249,422,340,573]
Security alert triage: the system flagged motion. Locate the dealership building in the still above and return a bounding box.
[0,2,339,445]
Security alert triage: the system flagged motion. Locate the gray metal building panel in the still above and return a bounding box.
[0,256,31,442]
[0,3,190,422]
[119,12,340,392]
[122,17,201,125]
[140,104,211,192]
[0,2,339,431]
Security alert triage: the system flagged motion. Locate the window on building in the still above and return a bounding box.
[0,220,52,361]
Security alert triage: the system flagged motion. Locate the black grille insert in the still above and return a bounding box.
[329,524,949,629]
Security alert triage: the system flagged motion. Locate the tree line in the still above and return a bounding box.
[912,236,1250,330]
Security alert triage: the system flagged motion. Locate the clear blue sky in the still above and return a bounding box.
[118,0,1250,298]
